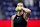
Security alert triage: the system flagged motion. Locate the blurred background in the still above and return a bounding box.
[0,0,40,20]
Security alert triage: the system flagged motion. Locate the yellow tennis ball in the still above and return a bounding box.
[19,8,21,10]
[15,8,19,11]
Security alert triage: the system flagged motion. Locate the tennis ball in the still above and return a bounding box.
[19,8,21,10]
[15,8,19,11]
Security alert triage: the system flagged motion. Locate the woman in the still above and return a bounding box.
[11,3,31,27]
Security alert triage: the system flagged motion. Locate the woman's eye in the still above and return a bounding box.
[20,5,22,7]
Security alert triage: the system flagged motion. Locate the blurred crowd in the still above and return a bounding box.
[0,0,40,20]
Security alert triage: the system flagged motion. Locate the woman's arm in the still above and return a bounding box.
[23,8,31,22]
[11,15,14,27]
[11,15,16,27]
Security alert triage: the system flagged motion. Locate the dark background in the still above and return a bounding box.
[0,0,40,20]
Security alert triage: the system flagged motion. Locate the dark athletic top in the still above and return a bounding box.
[14,14,27,27]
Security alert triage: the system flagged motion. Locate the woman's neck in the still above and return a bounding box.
[17,13,21,16]
[17,10,23,16]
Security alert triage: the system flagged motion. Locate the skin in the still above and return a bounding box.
[11,3,31,27]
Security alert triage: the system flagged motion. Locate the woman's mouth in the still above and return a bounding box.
[19,10,21,12]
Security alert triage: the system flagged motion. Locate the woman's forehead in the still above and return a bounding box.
[17,3,23,5]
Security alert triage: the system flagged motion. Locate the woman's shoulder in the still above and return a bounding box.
[11,14,16,20]
[12,14,16,17]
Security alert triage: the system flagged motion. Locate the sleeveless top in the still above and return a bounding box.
[14,14,27,27]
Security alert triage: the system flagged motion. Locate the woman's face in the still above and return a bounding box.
[17,3,23,7]
[17,3,23,15]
